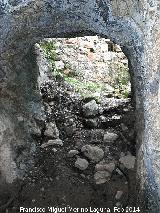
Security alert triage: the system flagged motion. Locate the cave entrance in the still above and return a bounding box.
[38,36,131,101]
[15,36,136,210]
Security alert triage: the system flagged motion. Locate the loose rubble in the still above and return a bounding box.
[44,122,59,138]
[81,145,104,163]
[103,131,119,142]
[67,150,79,158]
[82,100,99,118]
[94,171,111,184]
[95,161,115,173]
[41,139,63,148]
[115,191,123,200]
[75,158,89,170]
[119,152,136,169]
[10,37,137,211]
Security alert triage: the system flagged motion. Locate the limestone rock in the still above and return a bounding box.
[94,171,111,184]
[103,131,118,142]
[41,139,63,148]
[67,150,79,158]
[115,202,122,208]
[99,115,107,123]
[28,118,43,137]
[55,61,65,70]
[116,168,124,176]
[95,161,115,173]
[44,122,59,138]
[104,84,115,92]
[30,124,42,137]
[52,148,57,153]
[115,191,123,200]
[82,100,99,117]
[75,158,89,170]
[81,145,104,162]
[119,152,135,169]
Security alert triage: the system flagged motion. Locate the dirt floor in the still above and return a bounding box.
[1,77,137,213]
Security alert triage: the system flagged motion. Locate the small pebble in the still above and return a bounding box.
[52,148,57,152]
[115,191,123,200]
[115,202,122,207]
[67,150,79,158]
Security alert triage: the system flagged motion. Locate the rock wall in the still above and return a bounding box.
[40,36,130,99]
[0,0,160,212]
[46,37,128,84]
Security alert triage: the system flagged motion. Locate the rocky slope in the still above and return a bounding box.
[39,37,130,99]
[4,71,137,212]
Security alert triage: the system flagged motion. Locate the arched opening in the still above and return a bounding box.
[3,36,137,211]
[1,1,160,212]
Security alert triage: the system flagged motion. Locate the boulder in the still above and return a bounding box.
[81,145,104,162]
[95,161,115,173]
[94,171,111,184]
[82,100,99,117]
[44,122,59,138]
[103,131,118,143]
[119,152,135,169]
[75,158,89,170]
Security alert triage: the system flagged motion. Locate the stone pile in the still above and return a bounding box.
[40,79,136,190]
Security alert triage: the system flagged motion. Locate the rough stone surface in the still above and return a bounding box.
[81,145,104,162]
[94,171,111,184]
[95,161,115,173]
[67,150,79,158]
[0,0,160,211]
[119,153,136,169]
[44,122,59,138]
[115,191,123,200]
[103,132,119,142]
[82,100,99,117]
[46,36,129,88]
[41,139,63,148]
[75,158,89,171]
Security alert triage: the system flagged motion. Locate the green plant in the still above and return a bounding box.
[111,64,130,98]
[40,41,57,61]
[39,40,58,75]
